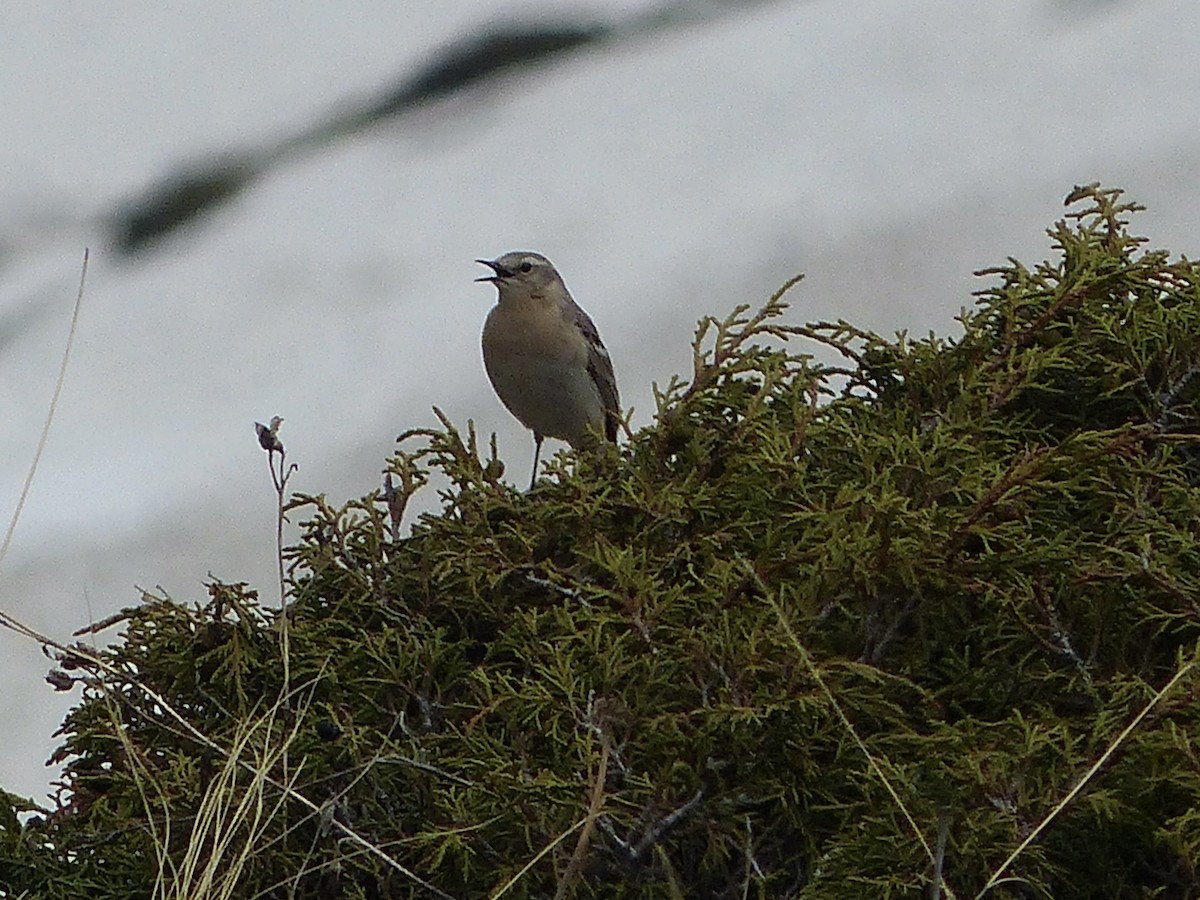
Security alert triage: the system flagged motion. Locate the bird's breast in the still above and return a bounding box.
[481,299,602,444]
[481,297,587,366]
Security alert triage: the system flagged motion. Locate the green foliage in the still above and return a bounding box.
[5,185,1200,898]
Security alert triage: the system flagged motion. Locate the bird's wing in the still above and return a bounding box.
[572,303,621,442]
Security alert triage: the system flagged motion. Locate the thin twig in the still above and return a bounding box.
[0,249,88,575]
[554,731,611,899]
[975,657,1197,898]
[492,819,587,899]
[743,556,957,898]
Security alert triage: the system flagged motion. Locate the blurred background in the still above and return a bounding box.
[2,0,1197,804]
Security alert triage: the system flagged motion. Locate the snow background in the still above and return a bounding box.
[2,0,1198,803]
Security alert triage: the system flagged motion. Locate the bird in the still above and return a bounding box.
[476,251,620,490]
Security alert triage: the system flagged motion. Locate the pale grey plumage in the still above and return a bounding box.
[476,251,619,489]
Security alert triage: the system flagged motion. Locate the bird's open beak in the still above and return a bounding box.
[475,258,511,282]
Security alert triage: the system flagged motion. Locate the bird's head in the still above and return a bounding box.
[475,251,564,298]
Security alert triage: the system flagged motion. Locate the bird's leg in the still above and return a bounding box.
[530,432,544,491]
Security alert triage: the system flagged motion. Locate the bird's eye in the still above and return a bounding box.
[520,261,533,273]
